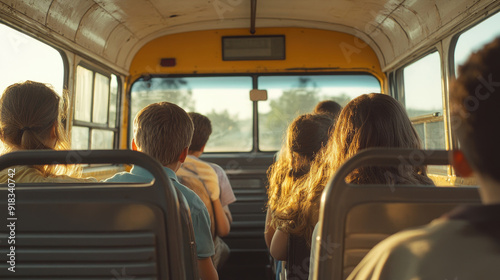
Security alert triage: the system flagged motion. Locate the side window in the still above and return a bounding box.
[454,12,500,74]
[130,76,253,152]
[71,66,119,149]
[258,75,381,151]
[402,52,445,150]
[0,23,64,96]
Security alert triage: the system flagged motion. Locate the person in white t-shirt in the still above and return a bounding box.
[177,112,236,270]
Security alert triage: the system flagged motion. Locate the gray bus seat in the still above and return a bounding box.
[176,187,200,280]
[0,150,196,279]
[310,149,481,280]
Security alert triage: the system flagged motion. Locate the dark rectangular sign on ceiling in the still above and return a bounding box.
[222,35,286,61]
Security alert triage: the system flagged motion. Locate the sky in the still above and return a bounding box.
[0,24,64,95]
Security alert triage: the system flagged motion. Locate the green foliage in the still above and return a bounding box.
[205,109,252,151]
[206,109,240,139]
[261,78,321,149]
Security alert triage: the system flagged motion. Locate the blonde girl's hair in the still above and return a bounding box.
[267,113,335,236]
[298,93,434,244]
[0,80,79,177]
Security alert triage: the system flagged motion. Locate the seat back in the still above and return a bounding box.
[310,149,481,280]
[176,187,201,280]
[0,150,191,279]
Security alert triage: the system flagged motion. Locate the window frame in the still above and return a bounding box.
[72,62,120,150]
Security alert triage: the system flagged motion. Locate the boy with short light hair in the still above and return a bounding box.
[132,102,193,167]
[106,102,218,280]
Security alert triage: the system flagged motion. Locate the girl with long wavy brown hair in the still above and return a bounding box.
[298,93,433,249]
[265,113,335,278]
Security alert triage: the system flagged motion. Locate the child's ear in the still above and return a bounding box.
[178,147,189,163]
[451,150,474,177]
[131,139,138,151]
[51,122,57,139]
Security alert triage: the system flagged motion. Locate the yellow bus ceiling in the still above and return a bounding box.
[0,0,498,72]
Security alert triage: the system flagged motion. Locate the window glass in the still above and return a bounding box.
[455,12,500,73]
[258,75,380,151]
[92,73,110,124]
[403,52,442,117]
[425,122,446,149]
[131,76,253,152]
[91,130,114,149]
[73,66,118,150]
[75,66,93,121]
[109,75,118,127]
[0,23,64,95]
[403,52,445,151]
[71,126,89,149]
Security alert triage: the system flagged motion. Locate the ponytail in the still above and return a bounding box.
[0,81,77,177]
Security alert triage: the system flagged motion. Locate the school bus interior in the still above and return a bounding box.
[0,0,499,279]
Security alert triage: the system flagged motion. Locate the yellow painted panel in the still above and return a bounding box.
[130,28,384,81]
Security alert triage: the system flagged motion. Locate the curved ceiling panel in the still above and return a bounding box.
[368,26,394,64]
[0,0,498,72]
[392,4,424,42]
[381,16,410,57]
[2,0,51,24]
[46,0,95,40]
[404,0,440,38]
[104,24,136,64]
[94,0,165,34]
[75,3,119,56]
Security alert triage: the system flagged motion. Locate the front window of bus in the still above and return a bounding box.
[131,74,380,152]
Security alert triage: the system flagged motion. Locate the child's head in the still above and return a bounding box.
[332,93,421,162]
[299,93,432,242]
[324,93,430,184]
[187,112,212,153]
[313,100,342,118]
[284,113,334,176]
[0,81,69,152]
[451,37,500,183]
[133,102,193,166]
[267,113,334,238]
